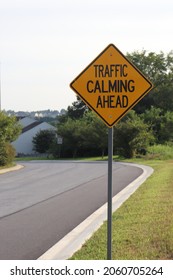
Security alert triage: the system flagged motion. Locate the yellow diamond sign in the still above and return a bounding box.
[70,44,153,127]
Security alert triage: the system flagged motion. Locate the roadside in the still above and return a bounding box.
[0,164,24,175]
[69,159,173,260]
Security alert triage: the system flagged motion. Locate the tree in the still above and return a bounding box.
[57,118,87,158]
[57,111,108,158]
[56,97,88,124]
[82,111,108,158]
[67,96,89,120]
[159,111,173,143]
[114,111,154,158]
[0,143,16,166]
[32,130,57,154]
[127,50,173,113]
[142,107,173,144]
[0,112,21,166]
[0,112,21,143]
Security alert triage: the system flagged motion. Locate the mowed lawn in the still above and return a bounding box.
[71,159,173,260]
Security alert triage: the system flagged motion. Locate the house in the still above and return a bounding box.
[12,117,56,156]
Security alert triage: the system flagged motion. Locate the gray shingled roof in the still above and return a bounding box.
[22,121,43,133]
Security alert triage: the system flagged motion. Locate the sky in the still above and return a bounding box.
[0,0,173,112]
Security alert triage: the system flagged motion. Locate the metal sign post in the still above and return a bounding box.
[107,127,113,259]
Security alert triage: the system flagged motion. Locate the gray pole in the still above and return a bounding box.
[0,62,1,111]
[107,127,113,259]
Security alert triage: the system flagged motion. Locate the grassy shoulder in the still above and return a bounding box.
[0,162,15,170]
[70,159,173,260]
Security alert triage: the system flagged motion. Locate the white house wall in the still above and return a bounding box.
[12,122,56,155]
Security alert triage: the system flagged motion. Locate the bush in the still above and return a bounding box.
[0,142,16,166]
[114,111,155,158]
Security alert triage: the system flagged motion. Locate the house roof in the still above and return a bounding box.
[22,121,43,133]
[16,116,26,121]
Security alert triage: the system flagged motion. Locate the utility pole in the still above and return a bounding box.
[0,62,1,111]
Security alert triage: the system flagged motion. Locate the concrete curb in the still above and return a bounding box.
[38,163,153,260]
[0,164,24,175]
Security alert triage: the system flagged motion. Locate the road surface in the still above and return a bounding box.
[0,160,142,259]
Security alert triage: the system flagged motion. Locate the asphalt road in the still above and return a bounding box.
[0,160,142,260]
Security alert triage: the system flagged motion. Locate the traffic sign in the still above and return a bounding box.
[70,44,153,127]
[57,137,63,145]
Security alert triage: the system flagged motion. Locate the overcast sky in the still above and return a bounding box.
[0,0,173,112]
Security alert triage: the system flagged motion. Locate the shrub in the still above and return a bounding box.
[0,142,16,166]
[114,111,155,158]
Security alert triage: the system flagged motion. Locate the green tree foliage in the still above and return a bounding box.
[0,143,16,166]
[142,107,173,144]
[0,112,21,143]
[0,112,21,166]
[57,110,155,159]
[57,97,88,124]
[114,111,154,158]
[57,117,89,158]
[67,96,89,120]
[32,129,56,154]
[82,112,108,158]
[127,50,173,113]
[57,112,107,158]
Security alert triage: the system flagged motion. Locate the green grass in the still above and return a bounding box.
[147,144,173,160]
[15,156,50,161]
[15,156,107,161]
[14,155,121,162]
[70,159,173,260]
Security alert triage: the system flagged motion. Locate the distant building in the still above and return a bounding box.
[12,117,56,156]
